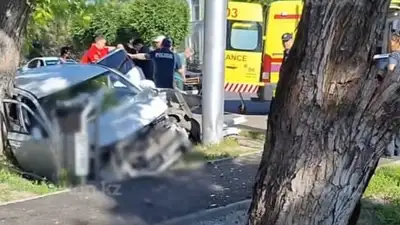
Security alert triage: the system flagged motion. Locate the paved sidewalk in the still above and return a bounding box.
[0,153,261,225]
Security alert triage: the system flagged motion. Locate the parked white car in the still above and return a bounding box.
[19,57,77,72]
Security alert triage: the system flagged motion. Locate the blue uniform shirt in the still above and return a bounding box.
[147,48,182,88]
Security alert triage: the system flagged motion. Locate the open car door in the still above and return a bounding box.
[2,98,59,180]
[97,49,145,86]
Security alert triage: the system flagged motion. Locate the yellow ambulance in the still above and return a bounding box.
[223,0,400,112]
[223,1,303,112]
[224,2,264,94]
[256,0,302,102]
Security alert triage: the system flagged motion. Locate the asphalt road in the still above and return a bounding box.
[0,154,262,225]
[194,92,269,132]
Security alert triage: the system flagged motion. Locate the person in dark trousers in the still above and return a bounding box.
[131,39,154,80]
[129,38,183,89]
[279,33,294,81]
[281,33,294,62]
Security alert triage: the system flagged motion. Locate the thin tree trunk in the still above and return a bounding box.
[248,0,397,224]
[0,0,33,155]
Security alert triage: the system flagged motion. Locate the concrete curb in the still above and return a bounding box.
[205,153,400,168]
[206,150,262,164]
[377,156,400,167]
[0,189,71,206]
[155,200,251,225]
[223,116,247,127]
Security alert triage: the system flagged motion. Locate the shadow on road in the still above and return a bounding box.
[0,153,261,225]
[192,100,270,116]
[224,100,270,115]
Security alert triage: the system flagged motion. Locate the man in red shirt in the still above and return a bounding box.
[81,35,122,64]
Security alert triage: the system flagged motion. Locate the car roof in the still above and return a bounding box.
[30,57,60,61]
[15,64,109,99]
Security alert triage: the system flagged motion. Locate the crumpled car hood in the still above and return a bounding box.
[88,93,168,147]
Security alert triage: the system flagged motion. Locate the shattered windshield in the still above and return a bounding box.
[39,71,140,114]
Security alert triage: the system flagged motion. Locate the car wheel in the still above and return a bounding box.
[188,118,201,144]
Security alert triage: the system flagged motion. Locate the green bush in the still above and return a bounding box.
[72,0,190,50]
[23,0,92,58]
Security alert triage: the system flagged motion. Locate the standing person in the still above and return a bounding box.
[183,47,194,62]
[122,38,138,55]
[131,39,154,80]
[80,35,122,64]
[174,47,194,90]
[388,32,400,73]
[59,46,72,63]
[129,38,183,89]
[152,35,166,50]
[281,33,294,62]
[385,31,400,157]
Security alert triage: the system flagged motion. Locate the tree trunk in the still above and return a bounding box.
[0,0,33,155]
[248,0,397,224]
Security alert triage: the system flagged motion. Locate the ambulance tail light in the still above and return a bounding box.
[262,54,272,83]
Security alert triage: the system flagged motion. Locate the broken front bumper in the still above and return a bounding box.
[98,114,192,182]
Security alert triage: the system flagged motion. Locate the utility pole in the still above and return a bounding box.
[201,0,228,144]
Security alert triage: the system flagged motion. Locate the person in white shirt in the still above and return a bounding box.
[152,35,166,50]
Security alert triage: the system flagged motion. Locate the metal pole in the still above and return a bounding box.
[201,0,228,144]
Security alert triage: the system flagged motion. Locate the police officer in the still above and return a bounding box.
[281,33,294,62]
[129,38,184,89]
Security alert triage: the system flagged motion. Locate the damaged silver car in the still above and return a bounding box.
[1,64,192,183]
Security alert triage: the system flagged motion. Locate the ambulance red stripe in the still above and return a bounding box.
[224,83,259,93]
[274,14,301,20]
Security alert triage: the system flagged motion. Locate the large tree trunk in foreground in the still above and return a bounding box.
[248,0,397,224]
[0,0,32,154]
[0,0,32,91]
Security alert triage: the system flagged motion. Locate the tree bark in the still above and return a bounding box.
[248,0,397,225]
[0,0,33,155]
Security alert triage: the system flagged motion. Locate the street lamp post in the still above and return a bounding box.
[201,0,228,144]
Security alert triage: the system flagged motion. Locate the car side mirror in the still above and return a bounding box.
[139,79,156,89]
[20,66,28,72]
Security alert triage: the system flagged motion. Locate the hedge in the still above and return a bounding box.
[72,0,190,50]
